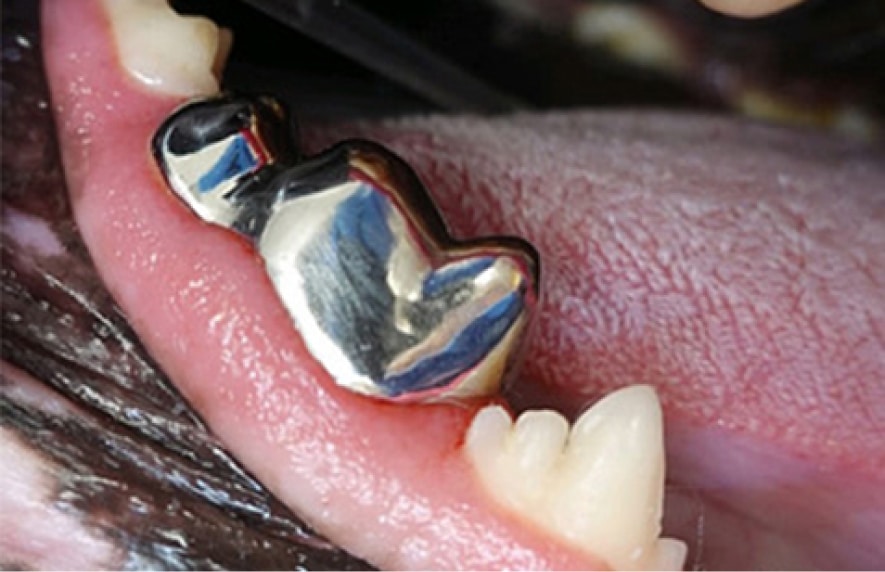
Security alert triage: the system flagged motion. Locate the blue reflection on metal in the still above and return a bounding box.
[197,136,259,193]
[330,185,393,263]
[423,258,495,298]
[153,94,540,403]
[302,183,524,398]
[385,292,523,397]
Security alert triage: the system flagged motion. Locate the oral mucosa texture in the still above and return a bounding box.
[63,1,690,569]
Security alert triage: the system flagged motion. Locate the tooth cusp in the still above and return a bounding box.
[101,0,227,97]
[465,385,686,570]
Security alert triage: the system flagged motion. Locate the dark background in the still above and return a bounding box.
[172,0,884,124]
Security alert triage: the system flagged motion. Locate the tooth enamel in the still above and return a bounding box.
[101,0,228,97]
[504,410,569,506]
[651,537,690,571]
[465,385,687,571]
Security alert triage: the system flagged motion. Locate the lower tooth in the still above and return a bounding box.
[505,411,569,506]
[101,0,227,97]
[652,537,690,571]
[465,385,687,571]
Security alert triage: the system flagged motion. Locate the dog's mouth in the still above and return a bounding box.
[2,0,884,570]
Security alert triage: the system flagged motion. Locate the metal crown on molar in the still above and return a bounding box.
[152,93,540,403]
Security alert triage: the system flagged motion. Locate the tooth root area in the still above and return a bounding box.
[101,0,227,97]
[465,386,687,571]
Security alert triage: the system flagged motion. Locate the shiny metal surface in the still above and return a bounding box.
[153,94,539,402]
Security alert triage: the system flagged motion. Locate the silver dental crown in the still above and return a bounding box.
[153,93,540,403]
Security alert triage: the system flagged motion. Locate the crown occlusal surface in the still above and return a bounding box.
[100,0,229,97]
[466,385,687,570]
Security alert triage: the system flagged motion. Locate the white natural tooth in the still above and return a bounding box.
[501,410,569,506]
[648,537,690,571]
[465,385,687,571]
[553,385,666,570]
[465,404,512,475]
[101,0,227,97]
